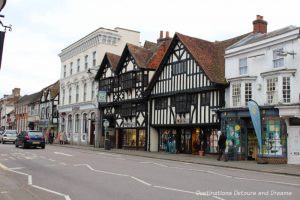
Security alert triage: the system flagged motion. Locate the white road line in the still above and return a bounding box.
[130,176,152,186]
[45,164,59,167]
[115,158,126,160]
[212,195,226,200]
[74,164,128,177]
[97,152,121,157]
[139,161,168,167]
[234,177,300,186]
[0,191,8,194]
[0,163,71,200]
[48,159,56,162]
[60,162,67,166]
[54,152,73,157]
[8,167,25,170]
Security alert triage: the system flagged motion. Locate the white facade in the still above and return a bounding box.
[58,27,140,146]
[225,26,300,164]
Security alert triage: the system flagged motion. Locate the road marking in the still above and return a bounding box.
[116,158,126,160]
[212,196,226,200]
[0,163,71,200]
[139,161,168,167]
[60,162,67,166]
[74,164,128,177]
[8,167,25,170]
[234,177,300,186]
[48,159,56,162]
[130,176,152,186]
[54,152,73,157]
[45,164,59,167]
[153,185,196,195]
[0,191,8,194]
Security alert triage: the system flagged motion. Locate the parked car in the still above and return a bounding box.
[15,130,45,149]
[0,130,18,144]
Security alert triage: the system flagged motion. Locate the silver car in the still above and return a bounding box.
[0,130,18,144]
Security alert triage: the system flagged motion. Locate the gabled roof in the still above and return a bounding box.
[115,40,171,73]
[143,40,157,49]
[50,80,60,98]
[95,53,121,80]
[146,32,250,93]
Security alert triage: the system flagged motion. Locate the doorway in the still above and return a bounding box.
[288,127,300,164]
[247,129,258,160]
[180,129,192,154]
[89,120,95,145]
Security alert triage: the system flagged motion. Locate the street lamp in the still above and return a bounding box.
[0,0,11,70]
[0,0,6,12]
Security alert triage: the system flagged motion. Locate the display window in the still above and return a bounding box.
[123,129,137,147]
[138,130,145,147]
[225,123,241,153]
[159,129,177,153]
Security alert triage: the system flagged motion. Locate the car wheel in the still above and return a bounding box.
[22,143,27,149]
[15,142,19,148]
[2,140,5,144]
[41,145,45,149]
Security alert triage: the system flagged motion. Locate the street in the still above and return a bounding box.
[0,143,299,200]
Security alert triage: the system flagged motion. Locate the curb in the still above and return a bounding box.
[51,144,300,177]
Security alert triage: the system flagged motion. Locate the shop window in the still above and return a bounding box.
[159,129,177,153]
[123,129,137,147]
[207,129,219,153]
[138,130,145,148]
[262,118,286,156]
[225,124,241,153]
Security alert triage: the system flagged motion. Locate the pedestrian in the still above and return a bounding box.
[59,132,64,145]
[217,132,227,161]
[49,131,54,144]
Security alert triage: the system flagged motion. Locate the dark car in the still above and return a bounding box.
[15,130,45,149]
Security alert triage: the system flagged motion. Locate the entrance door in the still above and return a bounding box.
[180,129,192,154]
[89,121,95,145]
[288,127,300,164]
[247,129,258,160]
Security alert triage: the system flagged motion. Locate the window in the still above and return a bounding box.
[46,107,50,119]
[123,129,136,147]
[267,78,278,104]
[102,35,107,43]
[112,37,117,44]
[41,107,45,119]
[155,98,168,110]
[232,83,241,107]
[239,58,247,75]
[200,93,210,106]
[70,62,73,75]
[85,55,88,69]
[62,89,65,105]
[172,62,187,75]
[61,117,65,132]
[245,83,252,104]
[63,65,66,77]
[69,88,72,104]
[83,83,87,101]
[93,51,96,67]
[176,94,190,113]
[82,114,88,133]
[77,59,80,72]
[121,103,136,117]
[107,36,111,44]
[91,81,95,99]
[99,78,112,92]
[67,115,73,132]
[282,77,291,103]
[76,85,79,103]
[121,73,135,89]
[75,114,80,133]
[273,48,284,68]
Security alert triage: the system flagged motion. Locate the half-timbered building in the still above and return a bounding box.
[147,32,247,154]
[96,32,171,150]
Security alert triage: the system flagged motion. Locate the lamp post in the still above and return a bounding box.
[0,0,6,12]
[103,119,109,149]
[0,0,11,70]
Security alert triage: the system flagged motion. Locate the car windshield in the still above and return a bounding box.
[28,132,44,137]
[6,133,17,136]
[5,131,17,134]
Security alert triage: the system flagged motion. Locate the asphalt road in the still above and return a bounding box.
[0,143,299,200]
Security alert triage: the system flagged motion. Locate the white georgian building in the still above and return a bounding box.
[58,27,140,146]
[222,15,300,164]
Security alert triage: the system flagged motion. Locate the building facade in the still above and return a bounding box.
[147,32,247,154]
[15,91,42,132]
[39,81,60,140]
[95,32,170,150]
[58,27,140,146]
[0,88,20,130]
[220,15,300,164]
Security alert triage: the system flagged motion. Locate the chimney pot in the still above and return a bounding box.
[160,31,163,39]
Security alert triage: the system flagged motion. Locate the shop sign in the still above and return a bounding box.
[176,118,189,124]
[248,100,262,149]
[98,91,107,103]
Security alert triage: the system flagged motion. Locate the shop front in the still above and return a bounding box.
[220,107,287,163]
[157,127,219,155]
[116,128,146,150]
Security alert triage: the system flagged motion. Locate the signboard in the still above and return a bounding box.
[98,91,107,103]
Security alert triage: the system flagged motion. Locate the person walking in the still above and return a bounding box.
[59,132,64,145]
[217,132,227,161]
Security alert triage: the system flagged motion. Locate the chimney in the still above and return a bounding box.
[253,15,267,34]
[160,31,163,39]
[166,31,170,38]
[12,88,20,97]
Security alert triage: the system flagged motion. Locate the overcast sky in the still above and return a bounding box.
[0,0,300,97]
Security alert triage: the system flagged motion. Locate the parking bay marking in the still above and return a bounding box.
[54,152,73,157]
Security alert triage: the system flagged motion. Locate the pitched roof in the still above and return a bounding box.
[95,53,121,80]
[17,91,43,105]
[143,40,157,49]
[228,26,298,49]
[49,80,60,98]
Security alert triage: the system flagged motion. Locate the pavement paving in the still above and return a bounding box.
[52,143,300,177]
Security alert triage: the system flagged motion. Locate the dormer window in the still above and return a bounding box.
[273,48,284,68]
[239,58,247,75]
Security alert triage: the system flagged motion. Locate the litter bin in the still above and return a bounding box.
[104,139,111,150]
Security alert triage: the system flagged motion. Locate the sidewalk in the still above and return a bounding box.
[52,144,300,177]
